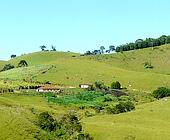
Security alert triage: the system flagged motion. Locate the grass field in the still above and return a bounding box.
[0,45,170,91]
[85,45,170,75]
[0,93,170,140]
[0,45,169,139]
[83,97,170,140]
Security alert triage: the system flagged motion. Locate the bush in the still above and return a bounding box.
[115,101,135,114]
[37,111,93,140]
[38,112,56,132]
[105,101,135,114]
[1,64,15,71]
[75,133,93,140]
[144,62,153,69]
[111,81,121,89]
[94,81,105,90]
[152,87,170,99]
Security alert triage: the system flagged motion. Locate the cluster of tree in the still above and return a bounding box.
[105,100,135,114]
[115,35,170,52]
[0,60,28,72]
[83,45,115,56]
[0,88,14,93]
[40,45,56,51]
[36,111,93,140]
[19,85,40,90]
[152,87,170,99]
[93,80,122,91]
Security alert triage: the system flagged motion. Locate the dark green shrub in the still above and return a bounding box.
[59,112,82,135]
[105,101,135,114]
[115,101,135,114]
[75,133,93,140]
[111,81,121,89]
[38,112,56,132]
[37,111,93,140]
[144,61,153,69]
[152,87,170,99]
[18,60,28,67]
[1,64,15,71]
[94,81,105,90]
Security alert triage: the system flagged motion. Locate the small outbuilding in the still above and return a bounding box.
[79,84,92,89]
[36,86,60,93]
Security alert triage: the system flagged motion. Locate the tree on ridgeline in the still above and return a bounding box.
[115,35,170,53]
[109,45,115,52]
[40,45,46,51]
[165,36,170,44]
[100,46,105,54]
[51,45,56,51]
[10,54,16,59]
[158,35,167,45]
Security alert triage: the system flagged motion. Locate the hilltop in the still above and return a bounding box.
[0,45,170,91]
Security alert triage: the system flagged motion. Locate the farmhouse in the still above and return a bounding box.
[79,84,92,89]
[36,86,60,93]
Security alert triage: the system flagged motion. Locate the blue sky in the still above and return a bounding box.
[0,0,170,60]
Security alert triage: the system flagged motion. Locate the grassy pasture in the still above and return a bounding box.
[0,45,169,91]
[85,44,170,75]
[83,97,170,140]
[0,93,170,140]
[0,58,169,91]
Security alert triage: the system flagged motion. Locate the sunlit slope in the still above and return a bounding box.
[83,97,170,140]
[1,94,170,140]
[0,94,68,140]
[85,44,170,75]
[0,58,169,91]
[0,45,169,91]
[8,51,79,66]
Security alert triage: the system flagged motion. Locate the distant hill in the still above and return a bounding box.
[84,44,170,75]
[0,45,169,91]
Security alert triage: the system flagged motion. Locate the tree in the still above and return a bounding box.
[51,45,56,51]
[92,50,101,55]
[11,54,16,59]
[105,50,110,53]
[111,81,121,89]
[38,112,56,132]
[100,46,105,54]
[165,36,170,44]
[109,45,115,51]
[40,45,46,51]
[158,35,167,45]
[84,50,92,55]
[135,39,144,49]
[94,81,108,90]
[1,64,15,71]
[18,60,28,67]
[152,39,160,47]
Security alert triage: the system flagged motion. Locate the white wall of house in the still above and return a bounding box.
[80,85,89,89]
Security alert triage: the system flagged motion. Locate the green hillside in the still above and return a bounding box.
[84,97,170,140]
[0,45,170,91]
[84,45,170,75]
[0,93,170,140]
[9,51,79,66]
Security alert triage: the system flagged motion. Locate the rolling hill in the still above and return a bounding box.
[0,45,170,91]
[0,93,170,140]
